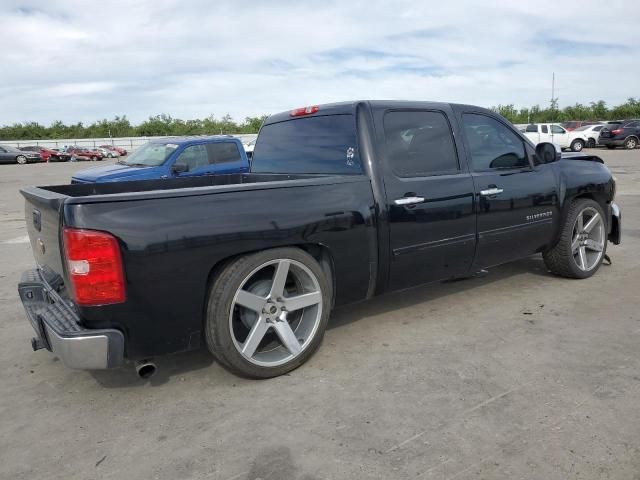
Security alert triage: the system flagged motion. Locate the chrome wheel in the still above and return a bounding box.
[229,259,323,367]
[625,137,637,149]
[572,207,605,271]
[16,155,27,164]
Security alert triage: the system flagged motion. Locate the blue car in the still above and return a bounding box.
[71,136,250,183]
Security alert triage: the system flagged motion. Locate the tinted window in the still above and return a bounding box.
[593,125,603,131]
[541,125,548,134]
[525,124,538,132]
[551,125,565,134]
[206,142,241,164]
[624,121,639,128]
[176,144,209,170]
[462,114,528,170]
[383,111,458,177]
[251,115,361,174]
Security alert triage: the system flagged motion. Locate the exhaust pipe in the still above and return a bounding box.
[135,360,157,379]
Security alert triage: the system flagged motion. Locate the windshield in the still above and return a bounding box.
[118,142,178,166]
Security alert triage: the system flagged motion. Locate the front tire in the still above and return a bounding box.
[543,199,607,279]
[16,155,27,164]
[570,139,585,152]
[624,137,638,150]
[205,247,331,378]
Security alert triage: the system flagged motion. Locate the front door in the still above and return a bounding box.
[459,112,559,269]
[381,108,477,291]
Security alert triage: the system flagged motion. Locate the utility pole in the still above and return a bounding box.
[550,72,556,143]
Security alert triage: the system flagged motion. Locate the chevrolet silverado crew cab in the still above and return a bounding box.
[18,101,621,379]
[71,136,249,183]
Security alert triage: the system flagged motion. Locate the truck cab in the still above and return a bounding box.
[71,136,249,183]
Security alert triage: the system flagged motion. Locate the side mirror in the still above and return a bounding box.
[171,163,189,174]
[535,142,561,164]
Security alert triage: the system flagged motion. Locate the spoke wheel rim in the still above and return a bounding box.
[229,258,323,367]
[571,206,605,272]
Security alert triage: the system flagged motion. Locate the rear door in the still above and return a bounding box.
[458,111,560,269]
[379,107,476,290]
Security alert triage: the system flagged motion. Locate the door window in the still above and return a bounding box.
[541,125,548,134]
[175,144,209,170]
[462,114,528,170]
[593,125,603,132]
[383,111,459,177]
[206,142,241,164]
[551,125,566,134]
[525,124,537,132]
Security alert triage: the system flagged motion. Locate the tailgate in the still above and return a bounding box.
[20,186,68,278]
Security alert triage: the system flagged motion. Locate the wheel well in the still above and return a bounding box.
[625,135,638,142]
[570,192,608,216]
[202,244,336,322]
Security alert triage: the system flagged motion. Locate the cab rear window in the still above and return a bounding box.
[251,115,361,174]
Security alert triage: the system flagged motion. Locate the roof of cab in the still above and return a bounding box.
[148,135,238,145]
[264,100,496,125]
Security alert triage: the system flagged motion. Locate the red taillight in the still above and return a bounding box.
[63,228,125,306]
[290,105,319,117]
[611,128,623,135]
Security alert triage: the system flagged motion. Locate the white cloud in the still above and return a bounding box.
[0,0,638,124]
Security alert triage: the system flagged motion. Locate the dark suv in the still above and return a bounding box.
[599,119,640,149]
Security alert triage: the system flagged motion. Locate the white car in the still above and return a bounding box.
[572,124,605,148]
[96,147,120,158]
[523,123,590,152]
[243,139,256,159]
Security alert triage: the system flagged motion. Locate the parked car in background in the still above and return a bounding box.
[20,146,71,162]
[523,123,590,151]
[599,119,640,150]
[560,121,600,131]
[66,146,104,161]
[72,136,250,183]
[100,145,128,156]
[243,138,256,159]
[96,147,120,158]
[571,125,605,148]
[0,145,41,164]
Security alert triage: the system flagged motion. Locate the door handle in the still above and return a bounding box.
[479,188,504,196]
[394,196,425,206]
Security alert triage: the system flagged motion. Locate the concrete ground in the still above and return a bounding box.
[1,150,639,480]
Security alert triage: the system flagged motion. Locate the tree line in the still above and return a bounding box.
[1,98,639,140]
[0,114,267,140]
[492,98,640,125]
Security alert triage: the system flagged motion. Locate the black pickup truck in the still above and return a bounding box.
[18,101,621,379]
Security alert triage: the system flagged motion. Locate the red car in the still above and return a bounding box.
[100,145,128,156]
[66,147,103,161]
[20,146,71,162]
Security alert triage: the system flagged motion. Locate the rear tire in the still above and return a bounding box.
[543,199,607,279]
[624,137,638,150]
[205,247,331,378]
[587,138,596,148]
[570,139,585,152]
[16,155,27,164]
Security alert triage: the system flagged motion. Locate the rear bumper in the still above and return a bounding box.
[18,269,124,369]
[609,202,621,245]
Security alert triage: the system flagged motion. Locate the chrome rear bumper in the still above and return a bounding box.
[18,269,124,369]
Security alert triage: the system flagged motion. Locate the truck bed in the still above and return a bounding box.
[20,172,377,359]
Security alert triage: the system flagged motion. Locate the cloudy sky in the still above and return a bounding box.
[1,0,638,125]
